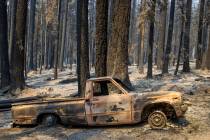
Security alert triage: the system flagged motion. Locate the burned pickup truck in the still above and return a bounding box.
[12,77,188,129]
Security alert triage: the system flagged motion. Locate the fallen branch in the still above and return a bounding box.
[58,77,78,84]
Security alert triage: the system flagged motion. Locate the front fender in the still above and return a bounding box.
[132,100,177,123]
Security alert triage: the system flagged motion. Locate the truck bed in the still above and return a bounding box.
[12,96,87,125]
[12,97,85,106]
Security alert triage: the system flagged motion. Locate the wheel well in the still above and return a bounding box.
[141,103,176,121]
[37,113,61,124]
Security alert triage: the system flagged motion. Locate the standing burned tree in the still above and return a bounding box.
[107,0,133,89]
[54,0,61,79]
[147,0,156,79]
[196,0,205,69]
[95,0,108,77]
[10,0,28,90]
[182,0,192,72]
[77,0,90,97]
[201,0,210,69]
[156,0,167,70]
[162,0,175,74]
[0,0,10,88]
[28,0,36,70]
[174,0,185,75]
[138,0,147,74]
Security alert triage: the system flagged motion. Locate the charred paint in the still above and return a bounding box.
[11,77,188,127]
[110,105,125,112]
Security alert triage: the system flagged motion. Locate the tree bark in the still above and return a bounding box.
[156,0,167,69]
[129,0,137,63]
[196,0,205,69]
[174,8,185,75]
[95,0,108,77]
[54,0,61,79]
[0,0,10,88]
[201,0,210,69]
[147,21,155,79]
[147,0,156,79]
[77,0,90,97]
[107,0,132,89]
[8,0,16,63]
[39,0,45,74]
[108,0,114,41]
[10,0,28,90]
[182,0,192,73]
[162,0,175,74]
[59,0,68,70]
[138,0,146,74]
[28,0,36,70]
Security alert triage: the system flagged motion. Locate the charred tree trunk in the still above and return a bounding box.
[174,7,185,75]
[108,0,114,41]
[129,0,137,46]
[138,0,146,74]
[10,0,28,90]
[28,0,36,70]
[107,0,133,89]
[54,0,61,79]
[156,0,167,69]
[95,0,108,77]
[0,0,10,88]
[129,0,137,63]
[147,21,155,79]
[182,0,192,73]
[8,0,16,63]
[39,0,45,74]
[77,0,90,97]
[201,0,210,69]
[196,0,205,69]
[59,0,68,70]
[33,8,39,71]
[162,0,175,74]
[147,0,156,79]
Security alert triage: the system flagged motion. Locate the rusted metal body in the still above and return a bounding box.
[12,77,188,126]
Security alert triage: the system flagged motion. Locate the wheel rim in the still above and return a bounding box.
[45,116,54,125]
[148,111,167,129]
[43,115,57,126]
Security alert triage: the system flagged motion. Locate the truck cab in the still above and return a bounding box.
[85,77,133,126]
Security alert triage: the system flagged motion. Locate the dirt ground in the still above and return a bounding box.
[1,65,210,140]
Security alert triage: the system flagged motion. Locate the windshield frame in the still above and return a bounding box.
[113,78,133,92]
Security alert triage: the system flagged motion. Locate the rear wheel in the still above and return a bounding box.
[148,110,167,129]
[41,114,58,127]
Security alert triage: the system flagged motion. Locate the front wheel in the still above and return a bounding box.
[148,110,167,129]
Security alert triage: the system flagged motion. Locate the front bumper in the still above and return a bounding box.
[175,102,189,117]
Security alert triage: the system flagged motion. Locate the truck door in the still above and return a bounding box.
[87,80,132,125]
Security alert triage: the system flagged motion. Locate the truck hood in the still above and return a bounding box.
[129,90,182,101]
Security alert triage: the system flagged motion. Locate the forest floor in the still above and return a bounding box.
[1,64,210,140]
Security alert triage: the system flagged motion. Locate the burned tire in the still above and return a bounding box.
[148,110,167,129]
[41,114,58,127]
